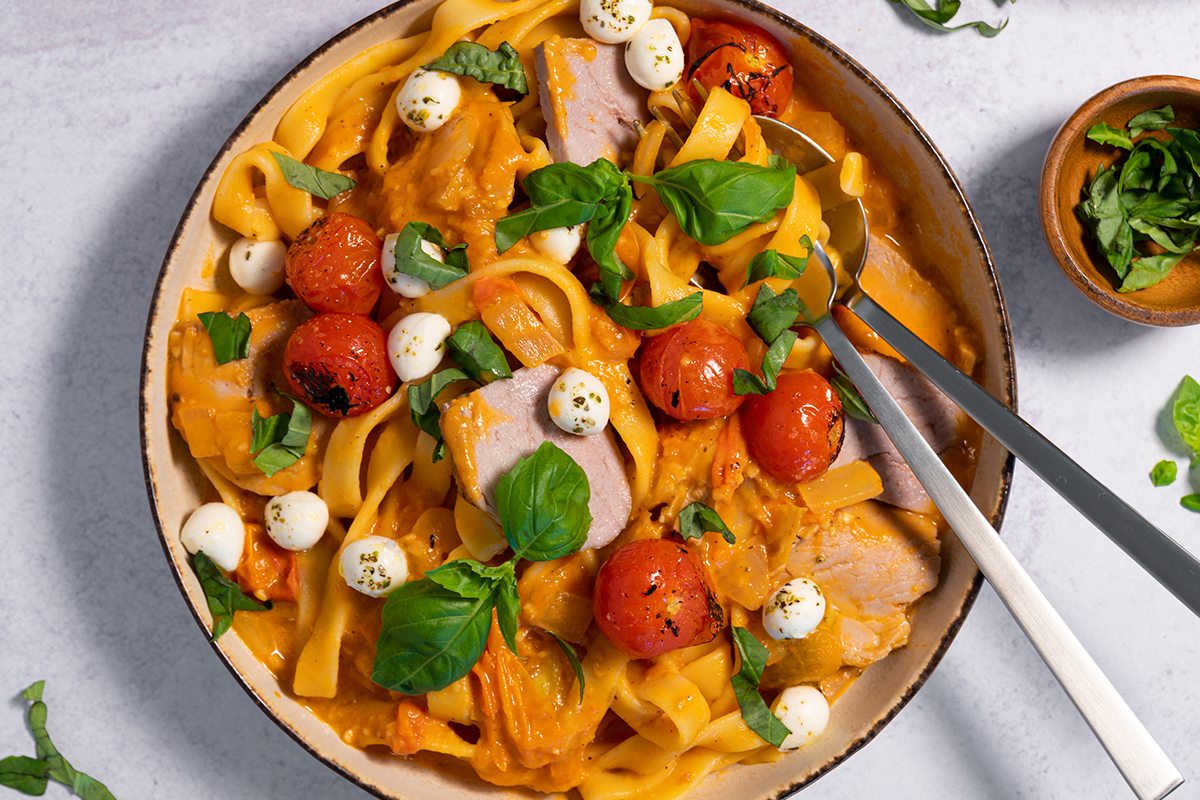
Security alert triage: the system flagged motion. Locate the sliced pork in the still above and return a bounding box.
[440,364,632,550]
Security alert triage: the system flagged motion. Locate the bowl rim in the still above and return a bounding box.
[1039,74,1200,327]
[139,0,1016,796]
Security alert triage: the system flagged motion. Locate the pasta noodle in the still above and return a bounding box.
[166,1,985,798]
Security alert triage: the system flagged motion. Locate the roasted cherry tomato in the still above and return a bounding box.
[593,539,723,660]
[742,369,843,483]
[285,212,384,315]
[685,19,794,118]
[283,313,396,417]
[637,318,750,421]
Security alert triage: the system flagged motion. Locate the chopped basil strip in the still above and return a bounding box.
[447,320,512,384]
[594,291,703,331]
[495,441,592,562]
[744,236,812,286]
[1150,460,1178,487]
[678,501,735,544]
[745,284,801,344]
[549,631,587,702]
[197,311,251,364]
[270,150,356,200]
[730,627,791,748]
[193,551,272,641]
[250,393,312,477]
[888,0,1012,37]
[391,221,469,290]
[832,361,878,424]
[733,329,797,396]
[407,368,471,462]
[1085,123,1133,151]
[425,41,528,95]
[0,755,49,795]
[1129,105,1175,137]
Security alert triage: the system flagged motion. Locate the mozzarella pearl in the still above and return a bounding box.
[530,224,584,264]
[228,237,286,294]
[264,491,329,552]
[548,367,610,435]
[624,19,684,91]
[397,69,462,132]
[762,577,826,640]
[340,536,409,597]
[380,232,434,298]
[180,503,245,573]
[771,686,830,750]
[580,0,652,43]
[388,312,451,382]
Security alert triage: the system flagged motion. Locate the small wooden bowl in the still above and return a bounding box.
[1040,75,1200,326]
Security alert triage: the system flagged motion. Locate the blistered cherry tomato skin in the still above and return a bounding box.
[685,19,794,117]
[284,313,397,418]
[742,370,844,483]
[593,539,723,660]
[285,213,384,315]
[637,319,750,421]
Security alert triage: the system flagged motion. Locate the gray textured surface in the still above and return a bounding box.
[1,1,1197,798]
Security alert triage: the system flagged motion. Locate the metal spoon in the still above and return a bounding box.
[761,117,1182,800]
[756,115,1200,621]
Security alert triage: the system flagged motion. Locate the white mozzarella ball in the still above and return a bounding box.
[228,237,286,295]
[530,224,584,264]
[548,367,611,435]
[340,536,410,597]
[264,491,329,552]
[771,686,830,750]
[380,232,434,298]
[180,503,245,573]
[624,19,684,91]
[580,0,652,43]
[397,69,462,132]
[762,577,826,640]
[388,311,451,382]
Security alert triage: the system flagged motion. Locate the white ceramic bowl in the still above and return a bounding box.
[140,1,1015,797]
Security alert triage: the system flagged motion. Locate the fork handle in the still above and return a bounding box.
[847,292,1200,619]
[816,312,1182,800]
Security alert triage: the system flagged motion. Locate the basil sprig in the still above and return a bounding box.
[197,311,251,364]
[407,368,471,463]
[730,627,791,748]
[744,235,812,286]
[425,41,528,95]
[889,0,1013,37]
[250,393,312,477]
[193,551,273,641]
[0,681,117,799]
[733,284,800,396]
[390,221,469,290]
[446,321,512,384]
[678,501,735,544]
[270,151,356,200]
[372,443,592,695]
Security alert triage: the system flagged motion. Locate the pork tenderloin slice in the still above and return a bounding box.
[534,36,648,166]
[440,364,632,550]
[831,352,967,514]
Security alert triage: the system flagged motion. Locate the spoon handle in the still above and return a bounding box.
[816,312,1182,800]
[848,293,1200,619]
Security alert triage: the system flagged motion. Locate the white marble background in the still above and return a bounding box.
[2,1,1198,798]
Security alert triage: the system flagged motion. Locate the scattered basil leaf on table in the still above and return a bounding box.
[729,627,791,748]
[496,441,592,561]
[548,631,587,702]
[889,0,1013,38]
[1182,494,1200,512]
[743,236,812,286]
[407,368,472,462]
[447,321,512,384]
[197,311,251,365]
[193,551,272,641]
[595,292,703,331]
[270,150,356,200]
[251,393,312,477]
[0,755,49,794]
[832,361,879,424]
[1150,460,1178,487]
[390,221,470,289]
[678,501,736,544]
[733,329,797,397]
[425,41,529,94]
[1172,375,1200,466]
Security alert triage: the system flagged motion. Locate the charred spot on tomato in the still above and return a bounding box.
[288,361,359,416]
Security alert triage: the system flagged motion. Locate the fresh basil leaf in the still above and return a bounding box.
[629,159,796,246]
[447,321,512,384]
[1077,164,1135,278]
[373,577,496,694]
[744,237,812,286]
[197,311,251,365]
[390,221,469,290]
[1182,494,1200,512]
[425,41,529,94]
[495,441,591,562]
[493,571,522,657]
[251,393,312,477]
[888,0,1011,37]
[1150,460,1178,487]
[548,631,586,702]
[729,627,791,748]
[0,755,49,795]
[270,150,356,200]
[746,284,800,344]
[1120,252,1186,292]
[1173,375,1200,466]
[678,501,735,544]
[19,682,117,800]
[1086,122,1133,150]
[193,551,272,641]
[595,291,703,331]
[424,558,505,598]
[832,361,878,424]
[1129,105,1175,137]
[408,368,471,462]
[733,329,796,396]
